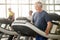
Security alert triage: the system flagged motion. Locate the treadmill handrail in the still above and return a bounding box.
[0,27,18,35]
[12,22,60,39]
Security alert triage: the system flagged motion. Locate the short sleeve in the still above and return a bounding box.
[44,13,52,22]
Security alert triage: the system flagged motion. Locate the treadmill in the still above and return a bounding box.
[0,18,18,40]
[12,13,60,40]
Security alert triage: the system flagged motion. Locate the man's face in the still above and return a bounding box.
[35,3,41,11]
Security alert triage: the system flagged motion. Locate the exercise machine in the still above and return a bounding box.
[12,13,60,40]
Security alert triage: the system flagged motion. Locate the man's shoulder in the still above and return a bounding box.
[42,10,47,13]
[42,10,48,15]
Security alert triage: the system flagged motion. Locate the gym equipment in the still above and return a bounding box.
[49,13,60,21]
[0,13,60,40]
[0,18,18,40]
[0,18,18,35]
[12,16,60,40]
[0,18,12,24]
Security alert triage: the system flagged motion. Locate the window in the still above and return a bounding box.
[0,5,6,18]
[7,0,18,4]
[32,5,36,13]
[11,0,18,4]
[44,0,60,14]
[45,0,54,4]
[19,0,22,4]
[19,5,22,17]
[7,0,11,4]
[30,0,40,4]
[47,11,54,13]
[21,0,29,4]
[49,11,54,13]
[45,0,49,4]
[19,0,29,4]
[46,5,54,10]
[0,0,60,18]
[0,0,5,3]
[55,0,60,4]
[21,5,29,17]
[55,5,60,10]
[49,0,54,4]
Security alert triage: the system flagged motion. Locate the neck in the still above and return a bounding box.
[37,9,43,13]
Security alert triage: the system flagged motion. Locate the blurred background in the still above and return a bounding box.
[0,0,60,18]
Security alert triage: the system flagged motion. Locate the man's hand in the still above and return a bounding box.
[45,29,49,35]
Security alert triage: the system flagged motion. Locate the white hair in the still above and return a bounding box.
[35,1,42,8]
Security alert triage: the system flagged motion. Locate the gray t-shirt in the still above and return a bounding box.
[32,10,52,31]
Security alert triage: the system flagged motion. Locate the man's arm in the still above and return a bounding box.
[45,21,52,35]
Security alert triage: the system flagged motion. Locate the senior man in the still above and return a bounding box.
[32,1,52,40]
